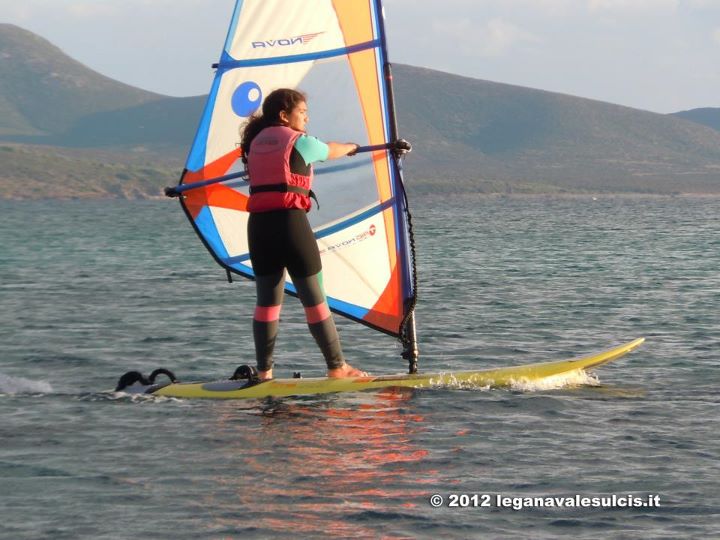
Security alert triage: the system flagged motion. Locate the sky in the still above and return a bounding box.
[1,0,719,113]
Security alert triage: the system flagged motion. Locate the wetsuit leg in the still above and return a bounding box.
[292,272,344,370]
[248,209,342,371]
[253,271,285,372]
[284,210,321,277]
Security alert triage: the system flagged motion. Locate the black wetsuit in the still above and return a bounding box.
[247,209,320,277]
[247,130,344,372]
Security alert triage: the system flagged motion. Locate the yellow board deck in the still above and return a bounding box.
[140,338,645,400]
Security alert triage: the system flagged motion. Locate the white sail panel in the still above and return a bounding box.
[317,209,393,309]
[208,206,249,257]
[226,0,346,61]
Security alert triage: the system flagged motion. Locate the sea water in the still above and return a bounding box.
[1,196,718,539]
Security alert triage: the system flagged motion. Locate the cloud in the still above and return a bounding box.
[493,0,575,14]
[588,0,679,13]
[0,0,124,21]
[66,3,120,18]
[432,17,538,57]
[688,0,720,7]
[481,19,539,56]
[0,0,223,21]
[714,27,720,45]
[473,0,574,13]
[390,0,575,18]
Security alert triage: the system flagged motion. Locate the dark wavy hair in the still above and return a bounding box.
[240,88,307,162]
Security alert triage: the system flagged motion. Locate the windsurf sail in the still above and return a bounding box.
[170,0,418,370]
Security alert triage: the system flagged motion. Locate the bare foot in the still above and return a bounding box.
[257,369,273,381]
[327,363,369,378]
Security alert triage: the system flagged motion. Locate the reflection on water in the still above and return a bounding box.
[197,389,433,537]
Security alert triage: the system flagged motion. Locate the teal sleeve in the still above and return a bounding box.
[294,135,330,165]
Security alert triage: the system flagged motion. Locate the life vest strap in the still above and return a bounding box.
[250,183,310,196]
[249,184,319,209]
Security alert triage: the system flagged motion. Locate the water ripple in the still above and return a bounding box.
[1,197,718,538]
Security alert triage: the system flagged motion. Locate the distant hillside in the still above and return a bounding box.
[671,108,720,133]
[10,95,206,150]
[0,24,162,137]
[1,24,720,197]
[0,143,177,199]
[393,65,720,194]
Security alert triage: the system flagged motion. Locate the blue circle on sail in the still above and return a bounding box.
[231,81,262,117]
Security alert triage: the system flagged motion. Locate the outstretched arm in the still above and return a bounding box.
[326,142,359,160]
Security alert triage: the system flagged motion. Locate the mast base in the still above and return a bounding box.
[402,346,419,374]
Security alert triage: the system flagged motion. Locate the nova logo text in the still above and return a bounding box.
[252,32,324,48]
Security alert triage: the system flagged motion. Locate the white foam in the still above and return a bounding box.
[426,369,600,393]
[509,369,600,392]
[428,373,492,391]
[105,391,187,405]
[0,372,53,395]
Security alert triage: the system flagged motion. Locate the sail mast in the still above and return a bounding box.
[374,0,419,373]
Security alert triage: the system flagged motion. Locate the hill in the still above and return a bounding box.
[0,143,178,199]
[0,24,162,137]
[9,95,206,150]
[671,108,720,133]
[393,66,720,194]
[1,24,719,197]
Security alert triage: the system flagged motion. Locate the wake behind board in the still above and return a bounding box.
[117,338,644,400]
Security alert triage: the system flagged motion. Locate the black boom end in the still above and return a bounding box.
[115,371,150,392]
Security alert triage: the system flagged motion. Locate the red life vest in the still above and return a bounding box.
[247,126,314,213]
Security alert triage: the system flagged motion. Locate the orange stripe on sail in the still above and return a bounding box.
[332,1,398,271]
[330,0,374,46]
[182,148,248,219]
[185,184,248,220]
[184,148,243,183]
[363,262,404,335]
